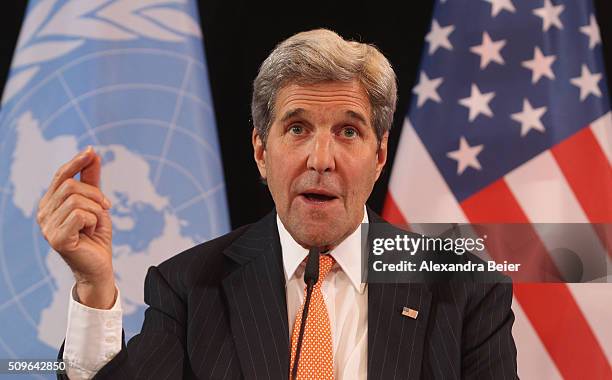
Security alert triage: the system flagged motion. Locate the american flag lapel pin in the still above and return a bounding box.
[402,306,419,319]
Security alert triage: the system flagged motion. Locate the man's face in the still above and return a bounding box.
[253,80,388,248]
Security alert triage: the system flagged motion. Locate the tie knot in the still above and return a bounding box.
[317,254,335,283]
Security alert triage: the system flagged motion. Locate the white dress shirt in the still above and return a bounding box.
[63,209,368,379]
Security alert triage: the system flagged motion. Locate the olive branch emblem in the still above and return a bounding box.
[3,0,202,105]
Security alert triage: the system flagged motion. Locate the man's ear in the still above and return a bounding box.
[374,131,389,181]
[252,129,267,179]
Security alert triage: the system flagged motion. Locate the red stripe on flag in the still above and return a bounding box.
[513,284,612,380]
[382,192,409,228]
[551,127,612,257]
[552,127,612,222]
[462,179,561,281]
[461,179,527,223]
[461,179,612,380]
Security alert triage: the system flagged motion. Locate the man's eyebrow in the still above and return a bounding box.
[345,110,368,125]
[279,108,306,123]
[279,108,368,125]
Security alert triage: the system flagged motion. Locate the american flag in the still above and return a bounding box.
[383,0,611,378]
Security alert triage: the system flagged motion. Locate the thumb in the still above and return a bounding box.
[80,151,101,188]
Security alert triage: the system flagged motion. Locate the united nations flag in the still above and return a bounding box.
[0,0,230,370]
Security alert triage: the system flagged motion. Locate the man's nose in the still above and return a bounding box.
[306,133,335,173]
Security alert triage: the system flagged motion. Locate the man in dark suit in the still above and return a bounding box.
[38,29,517,379]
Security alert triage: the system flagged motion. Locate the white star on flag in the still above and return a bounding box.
[570,64,602,101]
[521,47,556,84]
[425,20,455,55]
[446,136,484,175]
[483,0,516,17]
[458,84,495,122]
[413,71,444,107]
[533,0,565,32]
[510,99,547,136]
[580,14,601,49]
[470,32,506,69]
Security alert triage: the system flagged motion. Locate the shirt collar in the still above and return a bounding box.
[277,206,368,294]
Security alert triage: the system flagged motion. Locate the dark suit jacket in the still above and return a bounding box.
[58,208,517,379]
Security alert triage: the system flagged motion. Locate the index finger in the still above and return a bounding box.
[80,153,101,188]
[44,147,96,201]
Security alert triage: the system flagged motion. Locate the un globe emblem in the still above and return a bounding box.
[0,46,230,365]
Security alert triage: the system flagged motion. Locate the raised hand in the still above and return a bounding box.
[37,146,116,309]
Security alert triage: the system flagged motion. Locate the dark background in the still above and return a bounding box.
[1,1,611,229]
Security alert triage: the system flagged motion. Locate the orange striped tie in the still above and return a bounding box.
[289,254,335,380]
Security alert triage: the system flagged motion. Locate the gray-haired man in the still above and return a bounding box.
[39,29,517,379]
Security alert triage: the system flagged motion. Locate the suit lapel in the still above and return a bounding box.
[366,209,432,379]
[221,211,290,379]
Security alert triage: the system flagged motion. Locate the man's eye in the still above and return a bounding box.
[289,125,304,135]
[342,127,358,138]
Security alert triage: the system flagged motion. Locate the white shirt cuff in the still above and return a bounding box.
[63,283,123,380]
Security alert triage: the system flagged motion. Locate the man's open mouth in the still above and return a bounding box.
[302,193,335,201]
[300,191,338,203]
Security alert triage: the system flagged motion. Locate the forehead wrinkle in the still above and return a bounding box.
[279,81,369,102]
[282,90,367,103]
[284,87,365,96]
[278,93,369,113]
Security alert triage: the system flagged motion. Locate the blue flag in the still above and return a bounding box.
[0,0,230,366]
